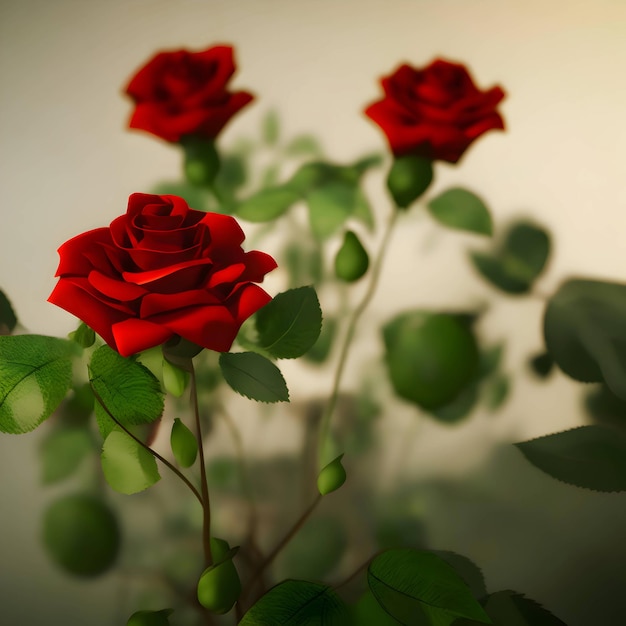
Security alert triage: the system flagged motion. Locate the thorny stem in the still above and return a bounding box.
[189,361,213,568]
[89,384,203,506]
[317,209,399,469]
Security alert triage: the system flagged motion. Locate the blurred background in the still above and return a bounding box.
[2,0,626,624]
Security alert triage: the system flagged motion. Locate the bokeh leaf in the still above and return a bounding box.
[515,425,626,491]
[427,187,492,236]
[40,426,93,484]
[236,186,299,222]
[0,289,18,334]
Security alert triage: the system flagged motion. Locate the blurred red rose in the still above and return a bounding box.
[125,45,253,143]
[365,59,505,163]
[49,193,276,357]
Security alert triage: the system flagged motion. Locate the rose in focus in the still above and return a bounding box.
[365,58,505,163]
[125,45,253,143]
[49,193,276,357]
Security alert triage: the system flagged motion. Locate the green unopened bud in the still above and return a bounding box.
[126,609,173,626]
[197,543,241,614]
[182,137,220,187]
[170,418,198,468]
[386,155,433,209]
[335,231,369,282]
[69,322,95,348]
[162,358,190,398]
[317,453,347,495]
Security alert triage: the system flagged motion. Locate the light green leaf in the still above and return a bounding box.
[353,188,375,230]
[170,418,198,468]
[0,335,76,434]
[219,352,289,403]
[101,429,161,494]
[255,286,322,359]
[240,580,349,625]
[89,345,164,427]
[543,278,626,399]
[262,109,280,146]
[69,322,96,348]
[368,549,491,625]
[515,425,626,492]
[427,187,492,236]
[236,187,299,222]
[151,181,209,212]
[40,427,93,484]
[307,181,356,239]
[284,134,323,158]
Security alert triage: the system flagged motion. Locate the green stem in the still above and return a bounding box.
[317,209,399,469]
[90,384,203,506]
[189,362,213,568]
[241,494,323,602]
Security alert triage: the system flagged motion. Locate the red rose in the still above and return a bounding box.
[49,193,276,357]
[365,59,505,163]
[125,45,253,143]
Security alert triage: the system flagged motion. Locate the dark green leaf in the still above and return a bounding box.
[216,153,247,191]
[43,493,120,577]
[101,428,161,494]
[351,591,402,625]
[433,551,488,601]
[0,289,18,334]
[240,580,349,625]
[368,549,491,625]
[584,383,626,429]
[431,384,479,424]
[483,373,510,411]
[383,312,479,411]
[69,322,95,348]
[236,187,299,222]
[471,221,551,294]
[481,590,567,625]
[543,278,626,399]
[40,427,93,484]
[528,352,554,379]
[126,609,174,626]
[262,109,280,146]
[428,187,492,236]
[515,425,626,491]
[255,286,322,359]
[283,243,324,289]
[304,317,337,364]
[287,162,336,196]
[89,345,163,433]
[219,352,289,402]
[0,335,75,434]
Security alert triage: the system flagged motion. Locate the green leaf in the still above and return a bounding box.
[262,109,280,146]
[240,580,349,625]
[43,493,120,577]
[101,428,161,494]
[126,609,174,626]
[368,549,491,625]
[219,352,289,402]
[383,312,479,411]
[89,345,164,428]
[515,425,626,491]
[0,335,75,434]
[307,181,356,239]
[335,231,369,282]
[255,286,322,359]
[528,352,554,379]
[216,153,247,192]
[284,135,323,158]
[386,155,433,209]
[40,427,93,484]
[351,591,402,625]
[236,186,299,222]
[481,590,567,625]
[483,373,510,411]
[433,551,488,601]
[471,221,551,294]
[151,181,209,212]
[427,187,492,236]
[543,278,626,399]
[162,358,189,398]
[287,162,336,196]
[304,317,337,364]
[0,289,18,334]
[584,383,626,429]
[317,454,347,495]
[69,322,95,348]
[170,418,198,468]
[353,188,376,230]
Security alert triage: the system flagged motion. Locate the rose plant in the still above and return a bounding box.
[2,43,625,626]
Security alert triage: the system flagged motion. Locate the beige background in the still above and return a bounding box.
[1,0,626,624]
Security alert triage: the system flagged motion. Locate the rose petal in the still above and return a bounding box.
[54,228,113,276]
[88,270,147,302]
[139,289,220,318]
[112,318,174,357]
